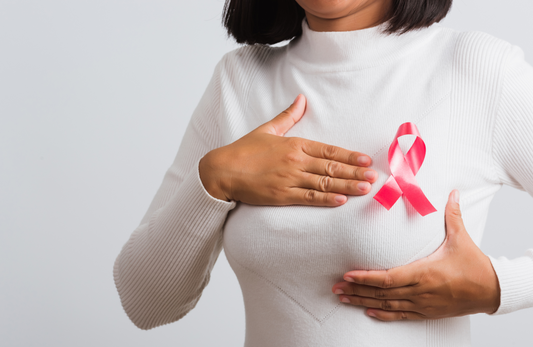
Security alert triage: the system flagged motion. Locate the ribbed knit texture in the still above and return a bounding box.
[114,18,533,346]
[489,43,533,315]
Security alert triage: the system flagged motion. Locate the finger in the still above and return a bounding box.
[339,295,415,312]
[255,94,307,136]
[343,266,421,288]
[288,187,347,207]
[366,309,426,321]
[304,157,378,182]
[333,283,416,300]
[298,171,372,196]
[444,189,466,239]
[301,139,372,167]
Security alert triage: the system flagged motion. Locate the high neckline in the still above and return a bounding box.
[287,17,441,72]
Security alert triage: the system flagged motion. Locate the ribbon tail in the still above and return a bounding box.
[373,176,402,210]
[405,191,437,216]
[396,177,437,216]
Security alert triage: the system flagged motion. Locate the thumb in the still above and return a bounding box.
[444,189,466,238]
[255,94,307,136]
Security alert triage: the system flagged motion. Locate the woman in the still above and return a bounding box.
[113,0,533,345]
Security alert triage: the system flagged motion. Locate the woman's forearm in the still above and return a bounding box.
[114,160,236,329]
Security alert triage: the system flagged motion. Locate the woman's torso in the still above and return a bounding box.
[220,22,505,346]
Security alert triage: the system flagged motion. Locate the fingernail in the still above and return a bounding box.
[358,156,370,165]
[453,190,460,204]
[292,94,301,105]
[367,311,376,317]
[335,195,347,204]
[344,277,355,283]
[334,289,344,295]
[341,297,350,303]
[358,182,370,191]
[364,171,376,181]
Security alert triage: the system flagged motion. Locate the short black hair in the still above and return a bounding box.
[222,0,453,45]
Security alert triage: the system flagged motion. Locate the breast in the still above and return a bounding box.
[223,187,447,323]
[224,186,447,273]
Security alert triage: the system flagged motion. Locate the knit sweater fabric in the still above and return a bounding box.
[114,18,533,346]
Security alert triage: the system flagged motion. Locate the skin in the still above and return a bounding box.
[200,0,501,321]
[296,0,394,32]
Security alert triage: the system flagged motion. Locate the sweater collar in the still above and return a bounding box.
[287,17,441,72]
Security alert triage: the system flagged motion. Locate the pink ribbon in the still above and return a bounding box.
[373,122,437,216]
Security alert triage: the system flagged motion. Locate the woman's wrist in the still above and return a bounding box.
[482,255,501,314]
[199,150,232,202]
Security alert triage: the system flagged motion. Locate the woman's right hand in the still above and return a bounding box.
[199,94,378,206]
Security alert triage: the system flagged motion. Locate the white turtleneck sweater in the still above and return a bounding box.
[114,19,533,346]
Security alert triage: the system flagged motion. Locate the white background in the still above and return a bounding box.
[1,0,533,346]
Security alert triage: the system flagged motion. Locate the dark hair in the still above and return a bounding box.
[222,0,453,45]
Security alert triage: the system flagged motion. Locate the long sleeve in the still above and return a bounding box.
[489,44,533,315]
[113,56,237,330]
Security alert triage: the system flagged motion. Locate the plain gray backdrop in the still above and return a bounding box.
[1,0,533,346]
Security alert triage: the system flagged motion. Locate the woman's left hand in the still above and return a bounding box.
[332,189,501,321]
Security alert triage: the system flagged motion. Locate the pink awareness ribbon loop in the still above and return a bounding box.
[373,122,437,216]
